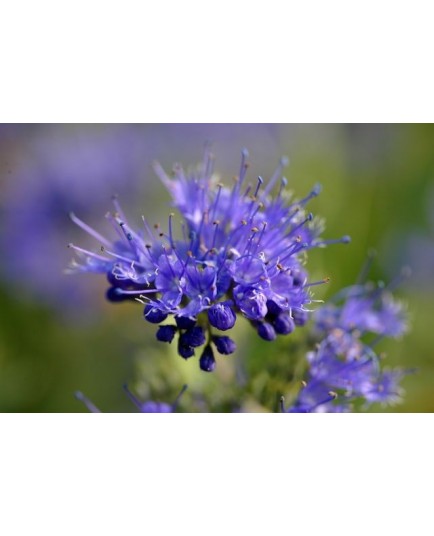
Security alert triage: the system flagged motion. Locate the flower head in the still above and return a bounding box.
[69,149,350,370]
[314,268,409,340]
[283,266,410,413]
[283,330,407,413]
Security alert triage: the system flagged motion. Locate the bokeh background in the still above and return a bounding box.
[0,124,432,412]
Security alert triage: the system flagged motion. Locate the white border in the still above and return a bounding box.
[1,1,432,122]
[0,415,433,534]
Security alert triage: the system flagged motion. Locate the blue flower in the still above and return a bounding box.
[283,267,410,413]
[75,384,187,413]
[282,330,407,413]
[70,149,349,370]
[314,272,408,340]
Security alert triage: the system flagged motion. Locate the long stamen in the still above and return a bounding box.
[304,277,330,288]
[100,247,136,264]
[310,235,351,248]
[172,384,188,411]
[105,211,126,240]
[111,195,127,222]
[238,148,249,190]
[253,176,264,198]
[210,183,223,222]
[291,212,314,235]
[69,212,111,247]
[75,391,101,413]
[123,384,143,410]
[298,184,322,206]
[311,391,338,411]
[115,287,156,296]
[68,243,109,262]
[262,156,289,198]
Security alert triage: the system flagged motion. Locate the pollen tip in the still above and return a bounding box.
[312,183,322,196]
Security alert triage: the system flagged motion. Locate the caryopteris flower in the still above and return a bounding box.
[69,149,350,370]
[75,384,187,413]
[314,268,409,340]
[282,267,409,413]
[282,331,406,413]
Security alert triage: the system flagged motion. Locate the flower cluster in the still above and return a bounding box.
[69,149,350,371]
[75,384,187,413]
[283,273,409,413]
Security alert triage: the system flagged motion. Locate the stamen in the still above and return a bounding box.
[291,213,314,235]
[210,183,223,222]
[304,277,330,288]
[168,213,176,249]
[262,156,289,198]
[172,384,188,411]
[111,195,127,222]
[68,243,108,262]
[311,235,351,248]
[123,384,143,410]
[75,391,101,413]
[100,247,136,264]
[238,148,249,189]
[253,176,264,198]
[298,184,322,206]
[69,212,111,247]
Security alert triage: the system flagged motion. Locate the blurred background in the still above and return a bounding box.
[0,124,432,412]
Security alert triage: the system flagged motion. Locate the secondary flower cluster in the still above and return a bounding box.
[283,274,409,413]
[69,149,349,371]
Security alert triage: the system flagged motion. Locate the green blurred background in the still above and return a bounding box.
[0,124,432,412]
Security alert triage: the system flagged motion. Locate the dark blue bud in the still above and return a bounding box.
[144,304,168,324]
[106,287,130,302]
[212,336,236,355]
[175,315,196,329]
[199,345,216,372]
[208,301,236,331]
[266,299,282,317]
[273,314,295,335]
[156,325,177,343]
[179,326,206,348]
[257,322,277,341]
[177,339,195,359]
[292,309,309,326]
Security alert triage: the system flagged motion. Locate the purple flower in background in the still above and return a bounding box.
[0,125,153,311]
[283,267,409,413]
[314,273,408,340]
[283,330,407,413]
[70,148,350,370]
[75,384,187,413]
